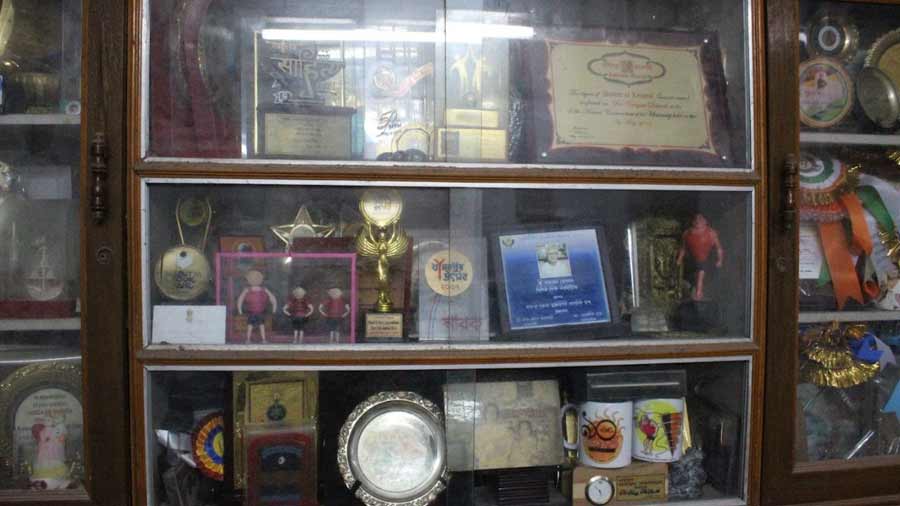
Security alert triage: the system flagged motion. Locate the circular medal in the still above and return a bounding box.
[807,13,858,62]
[425,249,473,297]
[359,189,403,228]
[192,412,225,481]
[154,245,211,300]
[799,57,853,128]
[856,66,900,128]
[585,476,615,505]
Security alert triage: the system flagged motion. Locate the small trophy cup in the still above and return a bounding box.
[356,189,408,339]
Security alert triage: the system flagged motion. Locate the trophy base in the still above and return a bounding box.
[365,313,404,340]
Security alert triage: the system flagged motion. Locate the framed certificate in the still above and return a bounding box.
[493,227,620,337]
[526,29,733,167]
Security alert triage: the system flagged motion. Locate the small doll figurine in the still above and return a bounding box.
[30,417,71,490]
[282,286,314,343]
[237,270,277,342]
[319,287,350,342]
[676,213,724,301]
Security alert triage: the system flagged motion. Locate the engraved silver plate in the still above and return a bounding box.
[338,391,449,506]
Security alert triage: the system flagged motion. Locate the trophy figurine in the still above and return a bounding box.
[356,189,408,339]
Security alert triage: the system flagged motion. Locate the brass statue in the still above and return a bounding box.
[355,189,408,313]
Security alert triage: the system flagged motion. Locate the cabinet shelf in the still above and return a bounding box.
[137,340,755,367]
[800,131,900,146]
[798,310,900,324]
[0,318,81,331]
[0,114,80,126]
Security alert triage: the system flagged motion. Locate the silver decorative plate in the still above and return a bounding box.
[338,391,449,506]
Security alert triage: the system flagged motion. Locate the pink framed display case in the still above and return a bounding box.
[215,252,357,344]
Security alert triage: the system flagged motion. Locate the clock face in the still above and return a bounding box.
[585,476,615,505]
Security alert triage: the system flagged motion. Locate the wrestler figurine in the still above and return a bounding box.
[676,213,724,301]
[319,287,350,342]
[237,270,277,342]
[283,286,314,343]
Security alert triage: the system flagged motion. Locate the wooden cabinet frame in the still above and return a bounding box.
[0,0,132,505]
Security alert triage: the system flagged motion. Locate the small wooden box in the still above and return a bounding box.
[573,463,668,505]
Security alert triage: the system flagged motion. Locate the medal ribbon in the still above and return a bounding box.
[838,193,873,256]
[818,221,863,309]
[859,174,900,224]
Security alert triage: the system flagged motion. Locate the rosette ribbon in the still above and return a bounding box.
[800,155,872,308]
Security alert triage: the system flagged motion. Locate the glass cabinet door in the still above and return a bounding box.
[142,0,754,171]
[794,0,900,467]
[0,0,86,497]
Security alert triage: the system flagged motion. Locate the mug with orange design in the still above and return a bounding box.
[561,401,633,468]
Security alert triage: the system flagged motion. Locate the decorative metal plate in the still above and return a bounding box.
[856,66,900,128]
[338,391,449,506]
[807,12,858,62]
[867,28,900,88]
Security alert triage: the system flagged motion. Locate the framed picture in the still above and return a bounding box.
[219,236,266,276]
[232,372,319,491]
[0,361,83,489]
[492,226,620,338]
[525,28,733,167]
[215,252,358,344]
[245,423,318,506]
[444,380,565,471]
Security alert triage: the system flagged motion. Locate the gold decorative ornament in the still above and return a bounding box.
[889,150,900,167]
[800,322,880,388]
[270,206,336,251]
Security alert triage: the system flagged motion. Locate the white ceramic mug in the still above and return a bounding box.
[632,398,685,462]
[561,401,633,468]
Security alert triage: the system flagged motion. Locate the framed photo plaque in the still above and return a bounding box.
[0,361,83,489]
[526,29,733,167]
[493,226,620,338]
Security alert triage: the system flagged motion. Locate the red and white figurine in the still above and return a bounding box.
[319,287,350,343]
[283,286,314,343]
[237,270,277,342]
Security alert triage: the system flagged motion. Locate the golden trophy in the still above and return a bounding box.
[356,189,408,339]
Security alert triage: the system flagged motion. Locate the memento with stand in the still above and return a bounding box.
[356,189,408,340]
[674,214,724,331]
[254,43,354,159]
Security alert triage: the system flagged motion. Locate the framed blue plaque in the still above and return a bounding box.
[493,227,620,337]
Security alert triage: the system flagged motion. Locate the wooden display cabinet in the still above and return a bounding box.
[35,0,900,505]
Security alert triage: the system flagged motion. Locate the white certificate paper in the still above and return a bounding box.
[152,305,227,344]
[799,224,824,280]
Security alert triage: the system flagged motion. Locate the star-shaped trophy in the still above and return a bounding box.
[270,206,335,252]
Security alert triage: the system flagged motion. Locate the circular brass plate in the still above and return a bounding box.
[857,66,900,128]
